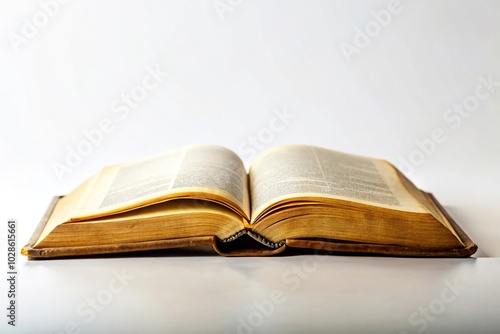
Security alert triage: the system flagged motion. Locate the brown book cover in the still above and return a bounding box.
[22,193,477,259]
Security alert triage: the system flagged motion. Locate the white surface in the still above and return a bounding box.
[1,0,500,333]
[17,257,500,333]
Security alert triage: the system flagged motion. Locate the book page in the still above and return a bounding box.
[73,145,250,220]
[33,174,99,247]
[249,145,426,222]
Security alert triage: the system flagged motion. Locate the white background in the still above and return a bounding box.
[1,1,500,333]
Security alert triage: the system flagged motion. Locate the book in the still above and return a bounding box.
[22,145,477,258]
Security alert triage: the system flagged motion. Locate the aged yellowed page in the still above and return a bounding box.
[70,145,250,221]
[249,145,427,222]
[33,173,99,247]
[35,199,246,248]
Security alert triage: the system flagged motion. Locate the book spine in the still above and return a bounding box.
[220,229,285,249]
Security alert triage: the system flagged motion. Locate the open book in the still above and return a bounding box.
[22,145,476,258]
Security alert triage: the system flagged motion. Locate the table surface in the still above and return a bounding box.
[1,1,500,333]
